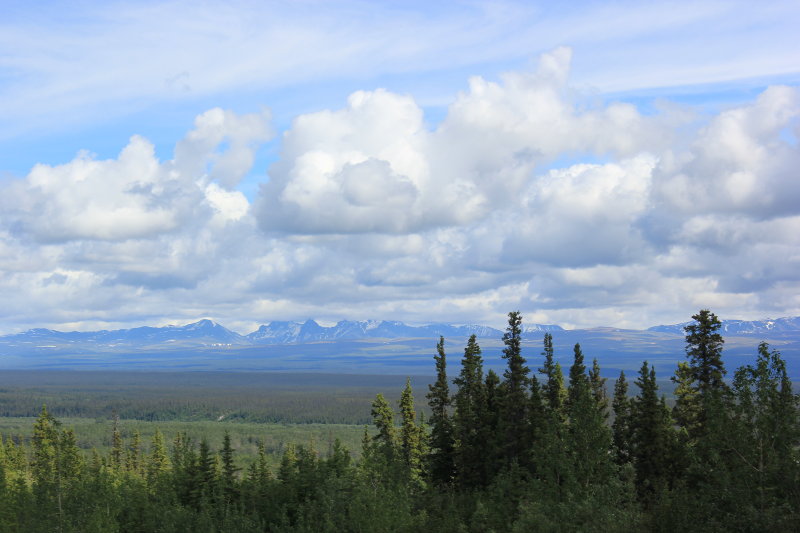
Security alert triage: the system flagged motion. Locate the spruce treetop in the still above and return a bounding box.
[684,309,726,396]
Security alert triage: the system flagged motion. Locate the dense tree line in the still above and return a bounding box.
[0,310,798,531]
[0,372,410,424]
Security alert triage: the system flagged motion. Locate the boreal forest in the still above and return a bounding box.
[0,310,798,532]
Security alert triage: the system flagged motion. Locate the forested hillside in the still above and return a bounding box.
[0,310,798,532]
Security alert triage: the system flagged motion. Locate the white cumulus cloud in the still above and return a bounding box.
[256,48,672,236]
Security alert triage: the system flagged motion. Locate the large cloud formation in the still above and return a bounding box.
[256,48,669,235]
[0,50,798,332]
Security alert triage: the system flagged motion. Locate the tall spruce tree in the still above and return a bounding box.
[399,378,425,488]
[58,428,82,482]
[426,337,455,486]
[567,343,589,410]
[539,332,566,416]
[171,432,198,506]
[730,342,800,516]
[31,405,59,494]
[453,334,486,487]
[681,309,729,442]
[589,358,609,419]
[146,429,170,484]
[684,309,726,396]
[630,361,678,503]
[565,344,613,490]
[220,431,239,504]
[110,412,123,471]
[611,371,632,465]
[370,393,397,456]
[480,368,502,483]
[671,361,701,439]
[526,375,546,466]
[126,430,141,475]
[195,438,218,506]
[499,311,529,465]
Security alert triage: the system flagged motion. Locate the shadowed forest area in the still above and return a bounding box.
[0,310,798,532]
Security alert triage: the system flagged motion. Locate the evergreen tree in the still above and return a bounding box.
[399,378,425,488]
[171,432,198,506]
[426,336,455,486]
[370,393,397,456]
[630,361,678,503]
[611,371,632,465]
[565,343,614,490]
[325,438,352,479]
[483,369,501,425]
[110,412,123,471]
[220,431,240,504]
[539,332,566,415]
[58,428,83,483]
[146,429,170,484]
[30,404,64,532]
[499,311,529,465]
[366,392,402,488]
[294,443,320,504]
[452,334,486,487]
[31,405,59,493]
[567,343,589,410]
[31,406,75,530]
[589,357,609,419]
[671,361,701,438]
[252,439,271,484]
[730,342,800,517]
[278,444,298,484]
[126,430,142,475]
[684,309,726,397]
[526,375,546,467]
[480,368,502,482]
[680,310,730,445]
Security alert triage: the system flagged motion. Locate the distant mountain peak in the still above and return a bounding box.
[184,318,218,329]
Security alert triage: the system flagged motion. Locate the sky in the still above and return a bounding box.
[1,0,799,334]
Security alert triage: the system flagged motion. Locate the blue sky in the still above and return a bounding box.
[0,0,799,333]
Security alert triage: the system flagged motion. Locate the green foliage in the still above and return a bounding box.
[565,344,614,490]
[539,332,568,423]
[611,370,632,465]
[147,428,170,483]
[220,430,239,503]
[630,362,680,503]
[671,361,701,438]
[426,336,456,487]
[453,334,488,487]
[684,309,727,398]
[499,311,530,465]
[399,378,425,489]
[567,343,589,410]
[370,393,397,455]
[125,429,141,475]
[728,342,800,519]
[589,357,609,419]
[110,412,123,471]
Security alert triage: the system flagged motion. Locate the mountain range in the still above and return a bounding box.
[1,316,798,378]
[1,318,565,348]
[647,316,800,335]
[4,316,799,348]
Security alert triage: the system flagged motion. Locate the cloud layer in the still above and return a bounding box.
[0,49,798,333]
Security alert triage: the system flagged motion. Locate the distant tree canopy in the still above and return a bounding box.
[0,309,797,532]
